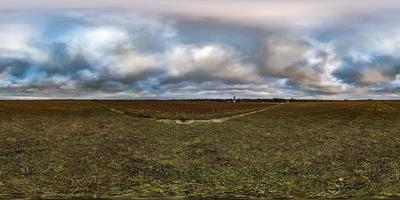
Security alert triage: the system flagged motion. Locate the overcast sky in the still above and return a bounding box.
[1,0,400,99]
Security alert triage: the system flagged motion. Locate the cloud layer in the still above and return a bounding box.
[1,3,400,99]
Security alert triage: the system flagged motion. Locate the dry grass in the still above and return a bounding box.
[0,100,399,199]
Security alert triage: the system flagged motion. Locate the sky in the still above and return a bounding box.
[1,0,400,99]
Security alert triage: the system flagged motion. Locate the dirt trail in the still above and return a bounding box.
[157,105,280,124]
[108,104,280,124]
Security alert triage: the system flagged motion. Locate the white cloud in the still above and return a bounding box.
[164,44,258,83]
[66,26,160,79]
[0,24,48,62]
[0,70,12,87]
[262,35,344,93]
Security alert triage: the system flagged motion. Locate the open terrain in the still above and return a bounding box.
[98,100,276,120]
[0,100,400,199]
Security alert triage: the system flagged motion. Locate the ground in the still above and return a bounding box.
[0,100,400,199]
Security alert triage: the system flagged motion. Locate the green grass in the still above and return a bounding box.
[0,100,400,199]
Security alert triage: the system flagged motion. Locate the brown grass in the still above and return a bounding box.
[0,100,400,199]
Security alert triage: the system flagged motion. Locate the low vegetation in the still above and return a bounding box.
[0,100,399,199]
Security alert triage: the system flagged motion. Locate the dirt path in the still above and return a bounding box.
[107,104,282,125]
[157,105,280,124]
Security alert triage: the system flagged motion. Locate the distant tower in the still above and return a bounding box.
[233,96,236,103]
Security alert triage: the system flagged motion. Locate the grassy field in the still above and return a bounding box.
[0,100,400,199]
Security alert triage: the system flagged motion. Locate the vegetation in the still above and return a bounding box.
[0,100,400,199]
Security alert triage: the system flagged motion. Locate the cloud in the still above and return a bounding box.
[260,34,344,94]
[0,11,264,98]
[0,24,47,63]
[327,20,400,93]
[162,44,258,84]
[3,0,400,29]
[1,6,400,99]
[65,26,161,80]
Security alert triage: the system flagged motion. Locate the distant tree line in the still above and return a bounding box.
[184,98,375,102]
[185,98,319,102]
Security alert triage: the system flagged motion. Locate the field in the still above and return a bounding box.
[1,100,400,199]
